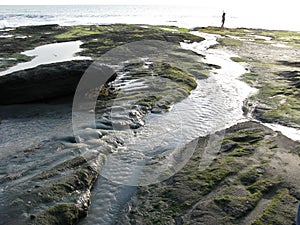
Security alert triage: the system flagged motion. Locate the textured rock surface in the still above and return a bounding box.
[0,24,205,105]
[119,121,300,225]
[194,26,300,128]
[0,60,92,104]
[0,24,206,224]
[0,138,105,225]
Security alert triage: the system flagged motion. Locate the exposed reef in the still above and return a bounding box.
[1,25,300,225]
[119,121,300,225]
[0,24,205,224]
[193,26,300,128]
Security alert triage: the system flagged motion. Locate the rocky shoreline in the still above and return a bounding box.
[194,26,300,129]
[118,27,300,225]
[0,24,205,224]
[0,60,91,104]
[0,24,299,225]
[119,121,300,225]
[0,142,105,225]
[0,24,204,105]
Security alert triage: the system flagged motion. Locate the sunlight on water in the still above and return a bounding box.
[0,5,299,31]
[0,41,90,76]
[80,32,256,225]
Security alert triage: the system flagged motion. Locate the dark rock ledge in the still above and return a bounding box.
[0,60,92,105]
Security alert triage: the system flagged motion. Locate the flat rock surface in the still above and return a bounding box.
[119,121,300,225]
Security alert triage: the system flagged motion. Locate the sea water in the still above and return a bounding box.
[0,4,299,31]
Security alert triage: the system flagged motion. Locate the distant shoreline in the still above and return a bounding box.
[1,5,300,31]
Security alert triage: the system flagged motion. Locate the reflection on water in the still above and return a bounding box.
[263,122,300,141]
[0,41,91,76]
[80,32,256,225]
[0,102,73,159]
[1,31,298,225]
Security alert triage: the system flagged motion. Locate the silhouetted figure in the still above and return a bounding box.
[297,203,300,225]
[221,11,226,28]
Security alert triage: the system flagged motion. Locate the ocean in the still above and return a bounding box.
[0,5,300,31]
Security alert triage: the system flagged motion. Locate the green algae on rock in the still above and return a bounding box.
[0,53,34,72]
[0,139,105,225]
[252,189,298,225]
[0,24,204,105]
[0,23,207,225]
[118,121,300,225]
[31,203,87,225]
[195,26,300,128]
[53,24,204,58]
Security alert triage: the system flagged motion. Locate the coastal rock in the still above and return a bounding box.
[0,24,207,105]
[0,24,67,54]
[0,60,92,104]
[118,121,300,225]
[196,26,300,128]
[0,138,105,225]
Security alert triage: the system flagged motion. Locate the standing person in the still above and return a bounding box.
[221,11,226,28]
[297,203,300,225]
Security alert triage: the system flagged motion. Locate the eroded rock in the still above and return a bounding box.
[0,60,92,104]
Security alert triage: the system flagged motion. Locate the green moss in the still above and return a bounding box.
[29,168,95,204]
[190,69,210,78]
[125,138,248,223]
[244,57,300,127]
[259,30,300,43]
[186,156,244,197]
[255,84,300,125]
[55,25,104,39]
[107,61,199,113]
[230,57,248,63]
[137,95,162,108]
[33,156,87,180]
[238,166,263,186]
[246,179,279,195]
[36,184,71,203]
[213,162,281,221]
[252,61,286,69]
[268,143,278,149]
[122,122,300,224]
[193,27,300,48]
[193,26,249,37]
[54,24,204,58]
[33,203,86,225]
[245,69,300,126]
[217,37,243,46]
[261,97,300,125]
[241,72,260,86]
[0,53,34,71]
[14,152,103,214]
[152,25,190,33]
[75,168,96,188]
[226,128,265,144]
[228,147,256,157]
[214,186,260,218]
[0,24,204,63]
[257,84,285,101]
[0,25,67,57]
[154,62,197,91]
[183,128,265,197]
[252,189,297,225]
